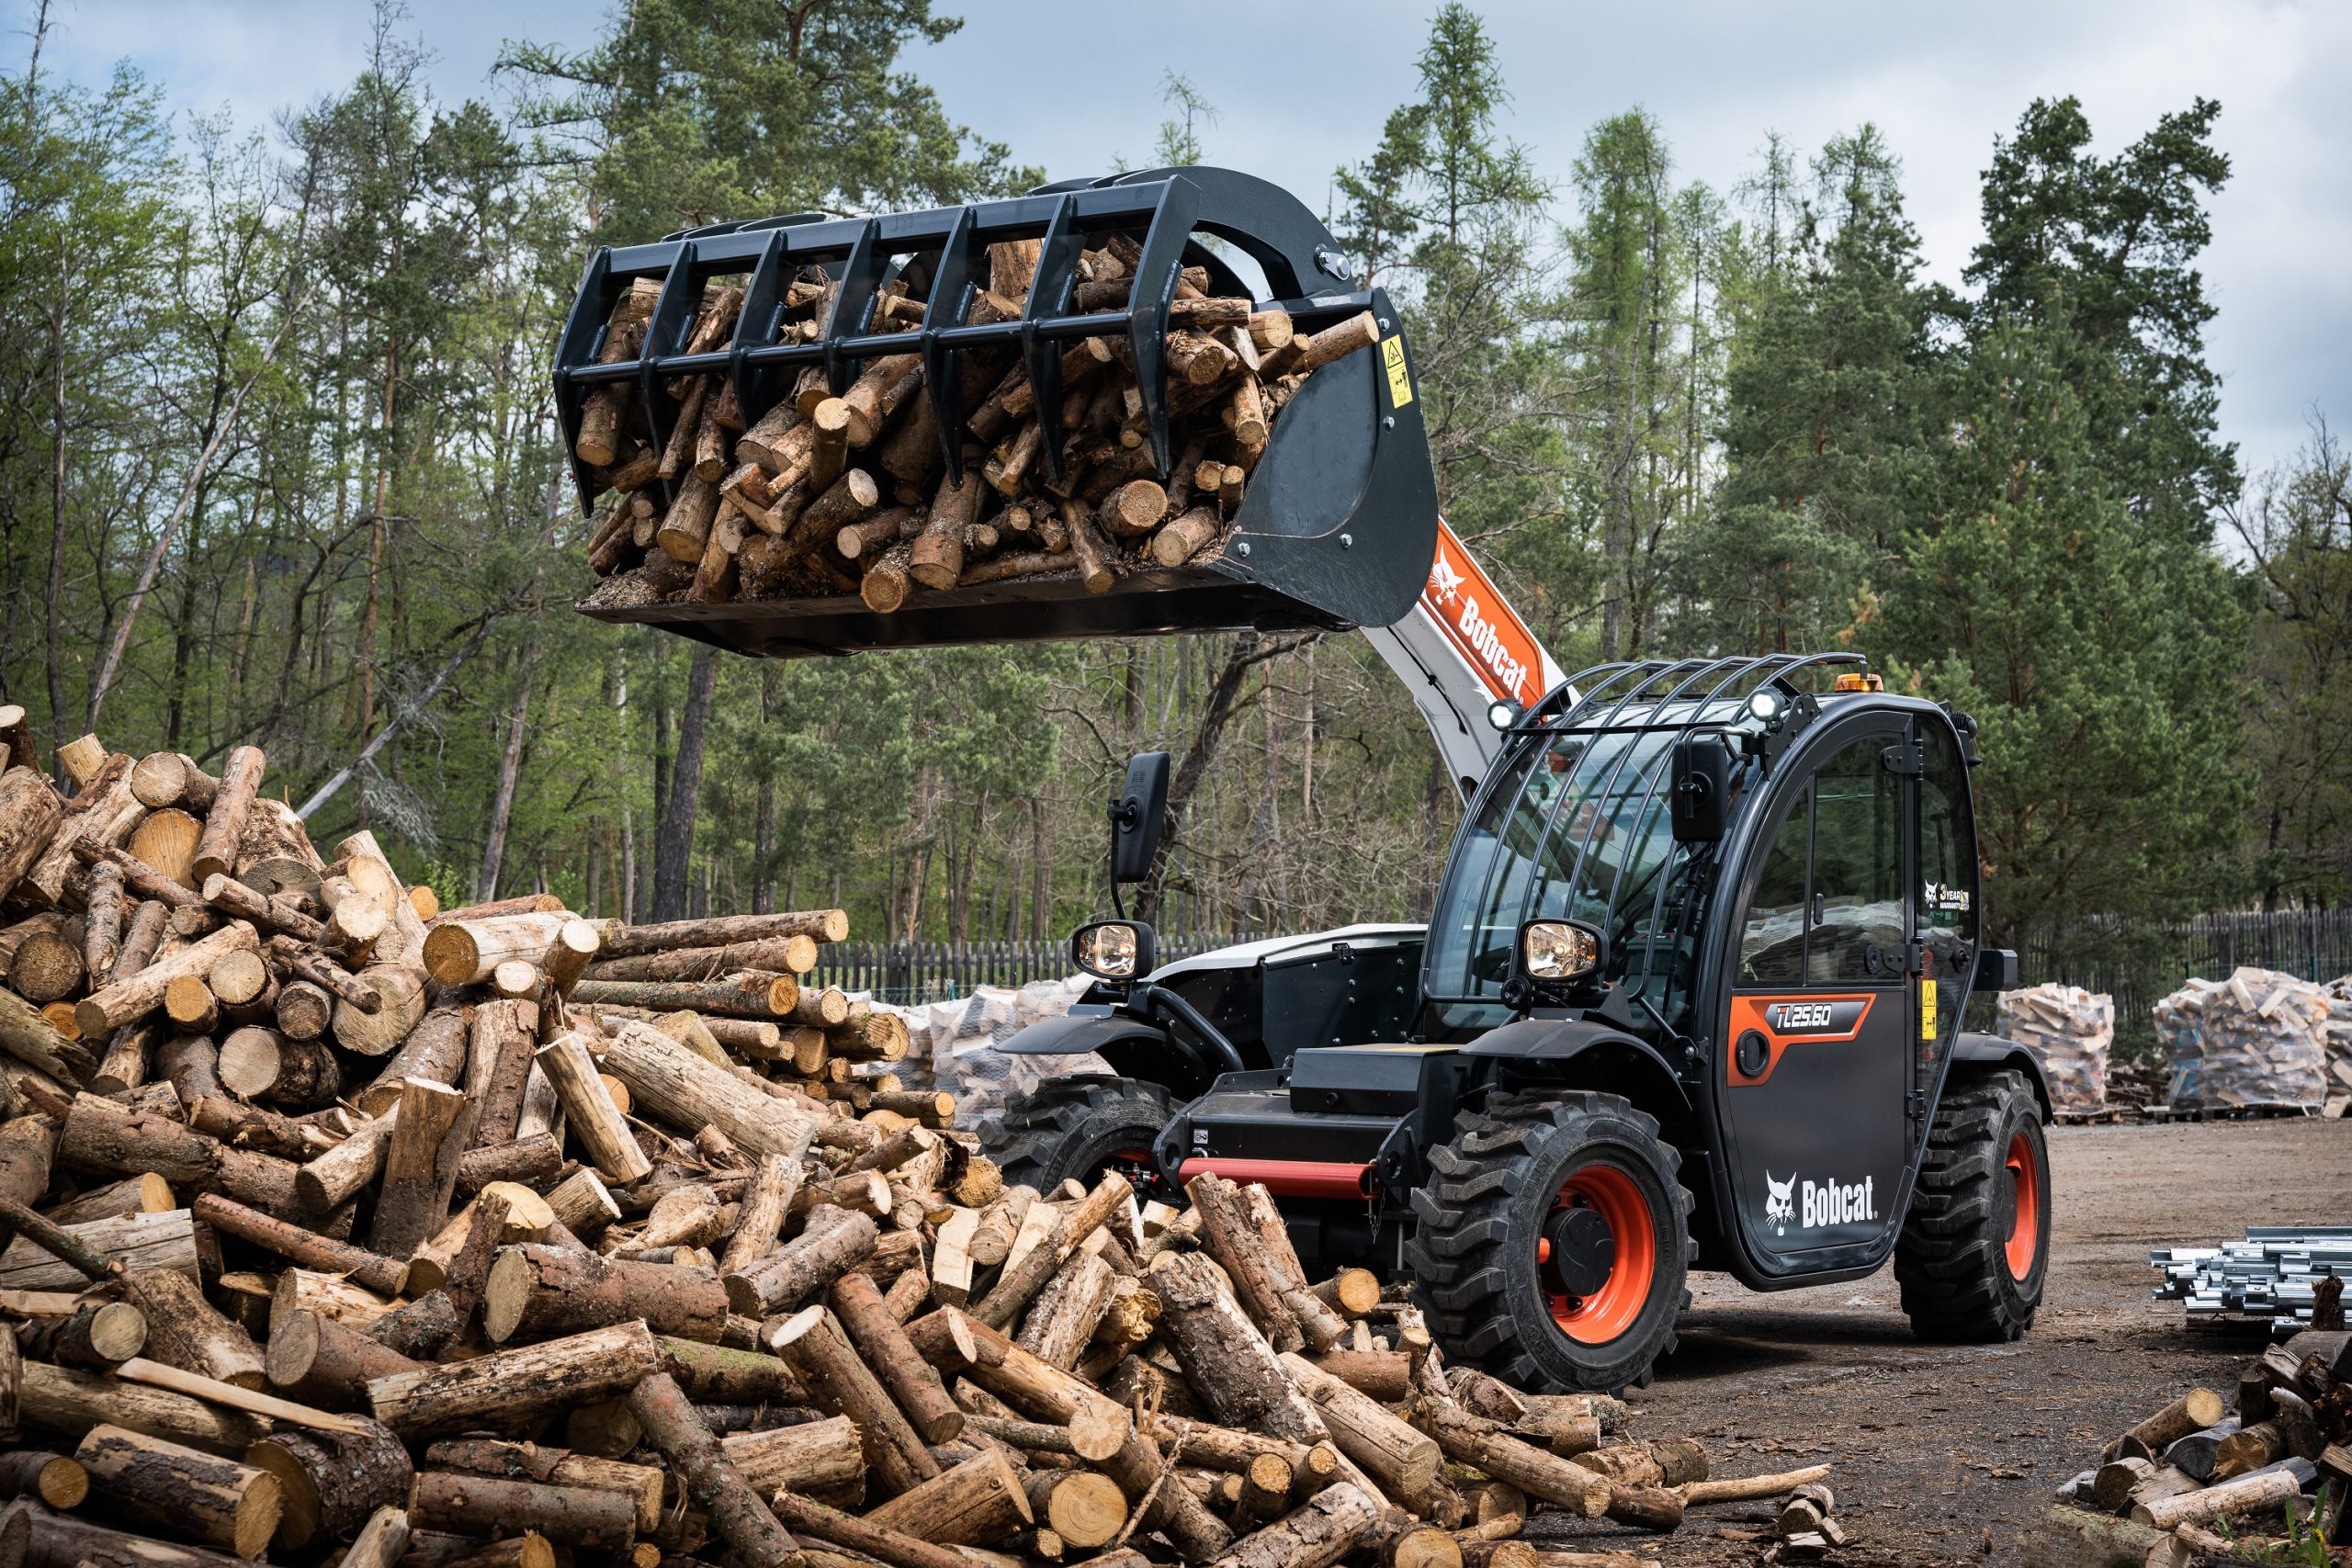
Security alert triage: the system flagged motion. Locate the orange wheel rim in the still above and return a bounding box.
[2003,1131,2041,1280]
[1541,1165,1656,1345]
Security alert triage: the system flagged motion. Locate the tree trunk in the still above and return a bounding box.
[652,647,717,922]
[475,631,540,904]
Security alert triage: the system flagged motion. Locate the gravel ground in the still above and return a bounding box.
[1528,1118,2351,1567]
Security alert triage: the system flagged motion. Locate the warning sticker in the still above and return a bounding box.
[1381,334,1414,409]
[1920,979,1938,1041]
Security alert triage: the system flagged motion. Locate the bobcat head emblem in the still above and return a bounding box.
[1763,1171,1796,1234]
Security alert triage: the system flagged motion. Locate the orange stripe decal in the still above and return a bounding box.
[1728,993,1879,1086]
[1424,519,1544,707]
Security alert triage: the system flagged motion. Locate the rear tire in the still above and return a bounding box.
[1896,1068,2050,1342]
[978,1075,1178,1201]
[1407,1090,1692,1394]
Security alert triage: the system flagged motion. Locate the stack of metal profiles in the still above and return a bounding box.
[2151,1225,2352,1334]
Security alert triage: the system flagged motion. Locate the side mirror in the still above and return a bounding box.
[1670,730,1733,843]
[1073,919,1157,983]
[1978,947,2020,993]
[1110,752,1170,885]
[1504,918,1608,1010]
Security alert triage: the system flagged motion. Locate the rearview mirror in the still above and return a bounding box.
[1671,730,1733,843]
[1109,752,1170,885]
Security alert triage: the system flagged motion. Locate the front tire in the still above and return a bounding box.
[1895,1068,2050,1342]
[978,1075,1178,1201]
[1407,1090,1692,1394]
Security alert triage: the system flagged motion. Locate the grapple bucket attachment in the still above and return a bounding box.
[558,167,1438,657]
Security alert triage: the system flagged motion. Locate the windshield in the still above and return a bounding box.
[1426,726,1702,1027]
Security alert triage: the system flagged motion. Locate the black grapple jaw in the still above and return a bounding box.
[556,166,1439,658]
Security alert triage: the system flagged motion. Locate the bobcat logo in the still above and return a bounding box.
[1428,551,1464,608]
[1763,1171,1796,1235]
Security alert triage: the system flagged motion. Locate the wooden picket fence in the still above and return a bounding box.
[809,931,1260,1007]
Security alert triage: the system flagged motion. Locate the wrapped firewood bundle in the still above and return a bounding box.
[1996,984,2114,1113]
[2154,968,2331,1113]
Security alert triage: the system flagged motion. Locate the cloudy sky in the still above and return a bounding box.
[33,0,2348,483]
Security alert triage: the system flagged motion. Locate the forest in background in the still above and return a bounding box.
[2,0,2346,965]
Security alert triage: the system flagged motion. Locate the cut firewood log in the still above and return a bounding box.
[861,1446,1033,1544]
[597,1018,823,1160]
[0,1204,196,1290]
[191,1192,405,1297]
[245,1421,413,1551]
[366,1319,662,1440]
[75,1422,283,1558]
[368,1077,470,1259]
[422,1438,662,1533]
[727,1201,876,1315]
[1206,1480,1380,1568]
[629,1368,804,1567]
[118,1266,266,1389]
[832,1268,963,1442]
[768,1302,939,1495]
[265,1307,423,1407]
[2107,1387,2227,1461]
[406,1469,637,1548]
[1150,1250,1326,1443]
[1281,1353,1440,1504]
[1407,1400,1608,1517]
[483,1245,729,1345]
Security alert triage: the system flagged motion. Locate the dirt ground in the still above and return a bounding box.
[1530,1118,2352,1567]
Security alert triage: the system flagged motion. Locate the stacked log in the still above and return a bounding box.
[573,243,1385,613]
[0,716,1841,1568]
[2054,1332,2352,1563]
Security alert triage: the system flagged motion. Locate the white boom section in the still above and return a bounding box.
[1361,518,1567,800]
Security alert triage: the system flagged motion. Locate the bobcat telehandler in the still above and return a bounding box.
[560,166,2053,1394]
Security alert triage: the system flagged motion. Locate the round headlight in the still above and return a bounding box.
[1487,699,1519,731]
[1747,687,1785,723]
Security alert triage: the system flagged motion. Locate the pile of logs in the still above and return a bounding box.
[0,713,1844,1568]
[574,237,1383,612]
[2053,1325,2352,1565]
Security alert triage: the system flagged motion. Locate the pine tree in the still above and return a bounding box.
[1688,127,1936,653]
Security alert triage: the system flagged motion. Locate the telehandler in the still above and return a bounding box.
[560,166,2052,1395]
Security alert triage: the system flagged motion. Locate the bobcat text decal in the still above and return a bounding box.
[1761,1169,1878,1235]
[1423,520,1544,707]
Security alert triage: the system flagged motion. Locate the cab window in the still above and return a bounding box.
[1736,732,1905,987]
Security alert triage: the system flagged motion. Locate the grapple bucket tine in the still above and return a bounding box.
[1023,193,1085,485]
[1127,175,1196,477]
[555,246,614,513]
[921,205,983,486]
[733,228,790,427]
[825,219,887,396]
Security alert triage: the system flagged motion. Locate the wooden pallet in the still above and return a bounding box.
[2143,1102,2317,1123]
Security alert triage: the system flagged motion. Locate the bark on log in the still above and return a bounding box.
[1203,1482,1379,1568]
[1280,1353,1440,1504]
[422,1438,662,1533]
[192,1191,406,1296]
[2132,1463,2309,1528]
[628,1368,802,1567]
[422,914,571,987]
[74,1422,282,1557]
[726,1202,876,1316]
[719,1414,864,1502]
[1151,1250,1326,1442]
[0,770,63,906]
[0,1450,87,1508]
[246,1420,413,1550]
[535,1032,651,1183]
[2108,1388,2227,1462]
[365,1320,663,1440]
[718,1153,802,1278]
[406,1470,636,1548]
[18,1358,268,1454]
[329,964,427,1058]
[597,1018,821,1160]
[862,1447,1033,1545]
[74,921,256,1038]
[368,1077,471,1259]
[119,1266,266,1390]
[266,1307,424,1407]
[1408,1402,1608,1517]
[831,1269,962,1442]
[767,1303,939,1495]
[189,748,265,887]
[296,1110,398,1212]
[484,1244,729,1345]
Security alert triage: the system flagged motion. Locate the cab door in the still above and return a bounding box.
[1714,721,1913,1276]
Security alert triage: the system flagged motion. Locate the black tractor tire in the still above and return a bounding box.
[978,1075,1179,1201]
[1407,1090,1692,1395]
[1895,1068,2050,1342]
